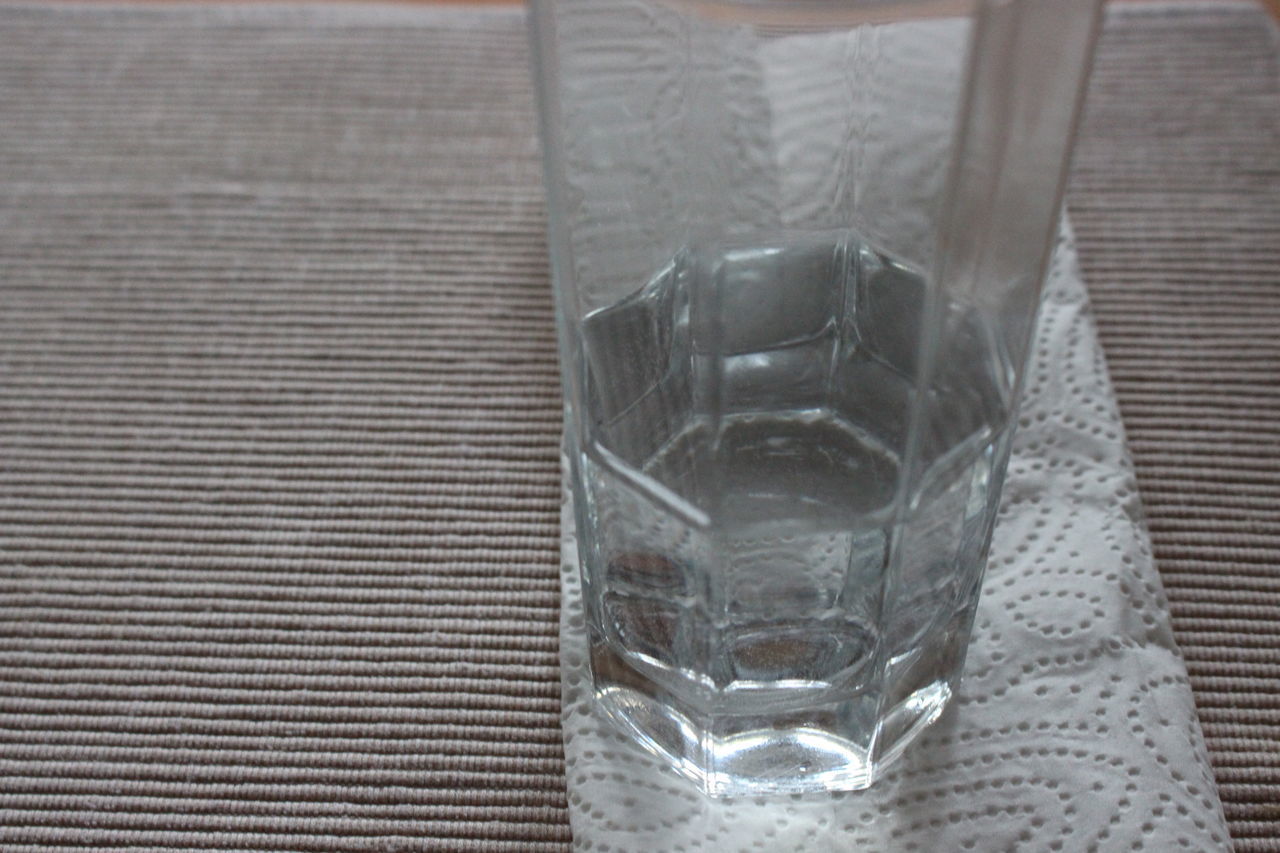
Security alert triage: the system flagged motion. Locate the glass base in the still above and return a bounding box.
[591,641,954,797]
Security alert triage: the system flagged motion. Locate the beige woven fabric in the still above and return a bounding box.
[0,2,1275,851]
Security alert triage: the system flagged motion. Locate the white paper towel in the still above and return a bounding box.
[557,225,1231,852]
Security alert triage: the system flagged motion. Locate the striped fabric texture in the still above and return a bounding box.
[1069,5,1280,851]
[0,6,569,850]
[0,2,1276,850]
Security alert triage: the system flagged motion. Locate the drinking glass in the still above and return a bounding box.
[530,0,1102,796]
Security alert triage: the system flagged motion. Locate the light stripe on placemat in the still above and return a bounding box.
[1068,4,1280,851]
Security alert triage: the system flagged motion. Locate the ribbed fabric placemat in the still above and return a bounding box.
[1068,5,1280,850]
[0,3,1276,851]
[0,6,570,851]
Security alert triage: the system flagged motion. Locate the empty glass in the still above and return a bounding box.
[530,0,1102,796]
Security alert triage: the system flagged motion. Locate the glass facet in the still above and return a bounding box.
[531,0,1103,796]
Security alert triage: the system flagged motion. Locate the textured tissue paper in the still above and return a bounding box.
[550,15,1229,852]
[558,226,1231,852]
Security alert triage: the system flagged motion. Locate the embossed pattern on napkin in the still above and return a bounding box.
[558,226,1230,852]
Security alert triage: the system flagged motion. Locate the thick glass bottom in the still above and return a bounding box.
[591,638,955,797]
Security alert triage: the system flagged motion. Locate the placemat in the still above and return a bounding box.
[1068,5,1280,851]
[1,2,1276,851]
[0,6,568,851]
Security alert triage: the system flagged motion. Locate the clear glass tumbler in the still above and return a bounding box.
[530,0,1102,796]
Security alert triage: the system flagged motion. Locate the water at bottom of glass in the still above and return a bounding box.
[572,235,1015,796]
